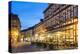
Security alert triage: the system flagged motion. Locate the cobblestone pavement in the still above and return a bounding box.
[11,43,48,53]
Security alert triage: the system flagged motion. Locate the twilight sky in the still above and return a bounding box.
[10,1,48,30]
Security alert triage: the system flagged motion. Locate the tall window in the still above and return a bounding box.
[66,7,71,21]
[70,6,74,18]
[59,10,66,23]
[55,14,59,25]
[73,6,78,17]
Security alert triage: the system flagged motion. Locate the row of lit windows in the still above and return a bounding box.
[46,23,78,48]
[11,19,20,28]
[44,4,60,18]
[44,5,78,20]
[11,20,20,25]
[33,23,78,48]
[44,5,78,28]
[44,4,66,19]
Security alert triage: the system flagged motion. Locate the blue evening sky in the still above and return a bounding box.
[10,1,48,30]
